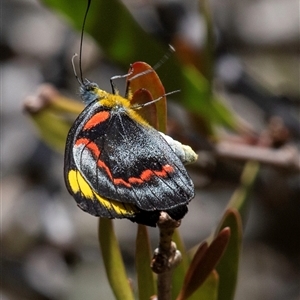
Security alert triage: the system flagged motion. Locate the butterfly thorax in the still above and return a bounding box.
[80,79,150,127]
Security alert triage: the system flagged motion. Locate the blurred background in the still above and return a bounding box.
[1,0,299,299]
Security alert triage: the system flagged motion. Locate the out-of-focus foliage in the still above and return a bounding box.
[11,0,299,299]
[42,0,238,133]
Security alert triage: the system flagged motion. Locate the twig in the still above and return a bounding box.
[151,212,182,300]
[215,141,300,172]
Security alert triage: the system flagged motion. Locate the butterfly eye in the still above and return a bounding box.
[83,80,98,91]
[90,82,99,90]
[86,84,93,92]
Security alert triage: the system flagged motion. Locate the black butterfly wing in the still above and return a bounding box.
[98,112,194,210]
[64,100,194,222]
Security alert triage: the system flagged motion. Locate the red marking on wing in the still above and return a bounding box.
[75,139,174,187]
[83,111,110,130]
[126,166,174,185]
[75,138,100,157]
[113,165,173,187]
[114,178,132,188]
[128,177,144,184]
[75,138,113,180]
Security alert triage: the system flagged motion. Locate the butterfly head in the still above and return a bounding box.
[79,78,100,105]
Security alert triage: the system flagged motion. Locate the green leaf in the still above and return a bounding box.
[212,162,259,300]
[135,224,156,300]
[226,161,260,224]
[200,0,215,86]
[189,270,219,300]
[42,0,166,67]
[215,210,242,300]
[98,218,134,300]
[176,242,208,300]
[23,85,84,152]
[181,66,237,130]
[176,228,230,300]
[28,109,71,152]
[41,0,238,131]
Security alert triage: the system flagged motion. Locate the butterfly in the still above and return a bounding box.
[64,60,196,227]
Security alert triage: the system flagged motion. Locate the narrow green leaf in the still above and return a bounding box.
[176,228,230,300]
[24,85,84,152]
[226,161,260,224]
[135,224,156,300]
[189,270,219,300]
[176,242,208,300]
[98,218,134,300]
[27,108,71,152]
[181,66,237,130]
[188,162,258,300]
[215,210,242,300]
[199,0,215,87]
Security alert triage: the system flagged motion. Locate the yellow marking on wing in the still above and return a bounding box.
[95,194,137,216]
[68,170,137,216]
[68,170,80,193]
[77,171,94,198]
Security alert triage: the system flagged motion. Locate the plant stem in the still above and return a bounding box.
[151,212,182,300]
[157,271,173,300]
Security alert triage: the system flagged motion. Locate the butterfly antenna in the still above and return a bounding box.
[153,44,175,70]
[133,90,181,110]
[72,53,82,85]
[128,45,176,83]
[78,0,92,84]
